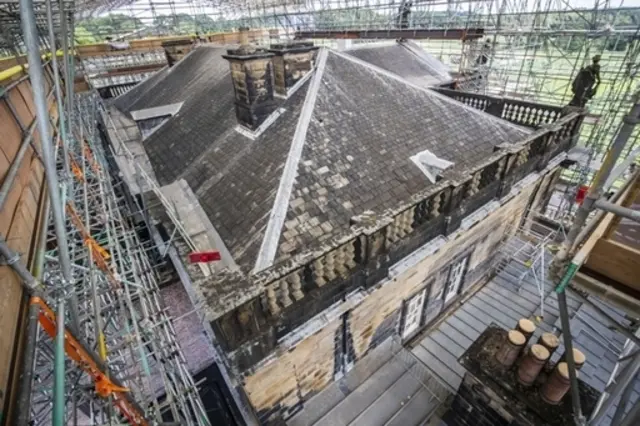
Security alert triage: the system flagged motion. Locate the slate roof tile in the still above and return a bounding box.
[273,50,529,265]
[116,44,529,273]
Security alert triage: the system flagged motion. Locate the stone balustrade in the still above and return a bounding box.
[253,108,584,316]
[209,94,585,367]
[433,87,566,129]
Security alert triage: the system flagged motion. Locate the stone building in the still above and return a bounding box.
[104,38,585,425]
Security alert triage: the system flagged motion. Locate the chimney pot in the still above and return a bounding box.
[516,318,536,340]
[515,318,536,355]
[542,362,575,405]
[238,26,250,47]
[517,344,550,386]
[537,332,560,352]
[268,41,319,96]
[560,348,586,370]
[496,330,525,368]
[537,332,560,370]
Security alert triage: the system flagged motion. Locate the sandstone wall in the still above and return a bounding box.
[0,66,56,423]
[243,316,341,422]
[350,181,536,359]
[239,169,549,424]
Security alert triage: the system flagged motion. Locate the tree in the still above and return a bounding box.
[153,14,199,34]
[77,14,144,40]
[74,26,97,45]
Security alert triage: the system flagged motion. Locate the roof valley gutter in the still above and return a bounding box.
[253,48,328,273]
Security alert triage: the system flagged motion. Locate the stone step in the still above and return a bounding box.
[313,357,407,426]
[349,370,422,426]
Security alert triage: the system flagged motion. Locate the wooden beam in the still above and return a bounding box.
[585,238,640,293]
[573,271,640,317]
[604,173,640,240]
[295,28,485,41]
[575,173,638,260]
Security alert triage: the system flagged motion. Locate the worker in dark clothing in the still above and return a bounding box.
[398,1,412,29]
[569,55,602,107]
[476,38,492,66]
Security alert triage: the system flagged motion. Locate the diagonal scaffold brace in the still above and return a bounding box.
[552,92,640,426]
[0,236,150,425]
[29,297,150,426]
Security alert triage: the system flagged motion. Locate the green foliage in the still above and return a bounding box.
[153,13,195,34]
[77,14,144,40]
[314,9,387,30]
[74,26,97,45]
[72,8,640,48]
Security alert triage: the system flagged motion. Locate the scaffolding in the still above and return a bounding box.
[0,0,211,424]
[81,48,166,88]
[23,92,210,424]
[56,0,640,211]
[1,0,639,424]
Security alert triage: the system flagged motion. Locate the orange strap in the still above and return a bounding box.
[69,156,85,183]
[30,297,148,425]
[83,141,101,175]
[65,204,119,289]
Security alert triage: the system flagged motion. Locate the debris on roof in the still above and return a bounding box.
[410,149,454,184]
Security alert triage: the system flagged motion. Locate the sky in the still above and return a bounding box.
[102,0,640,22]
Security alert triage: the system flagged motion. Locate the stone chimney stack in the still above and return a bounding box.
[223,28,276,130]
[268,41,319,96]
[161,39,194,67]
[449,324,598,426]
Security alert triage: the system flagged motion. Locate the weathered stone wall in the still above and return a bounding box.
[162,41,194,66]
[272,50,316,96]
[243,316,341,423]
[349,179,536,359]
[238,170,544,424]
[272,55,286,96]
[228,57,274,106]
[225,55,276,130]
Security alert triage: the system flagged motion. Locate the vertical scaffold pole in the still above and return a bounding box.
[19,0,78,423]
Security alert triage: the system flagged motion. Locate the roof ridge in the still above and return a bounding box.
[397,40,452,81]
[342,40,397,52]
[253,48,329,274]
[330,48,529,134]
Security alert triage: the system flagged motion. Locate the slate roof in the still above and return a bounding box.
[344,40,452,88]
[114,46,228,115]
[114,44,530,273]
[273,50,528,264]
[112,65,169,113]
